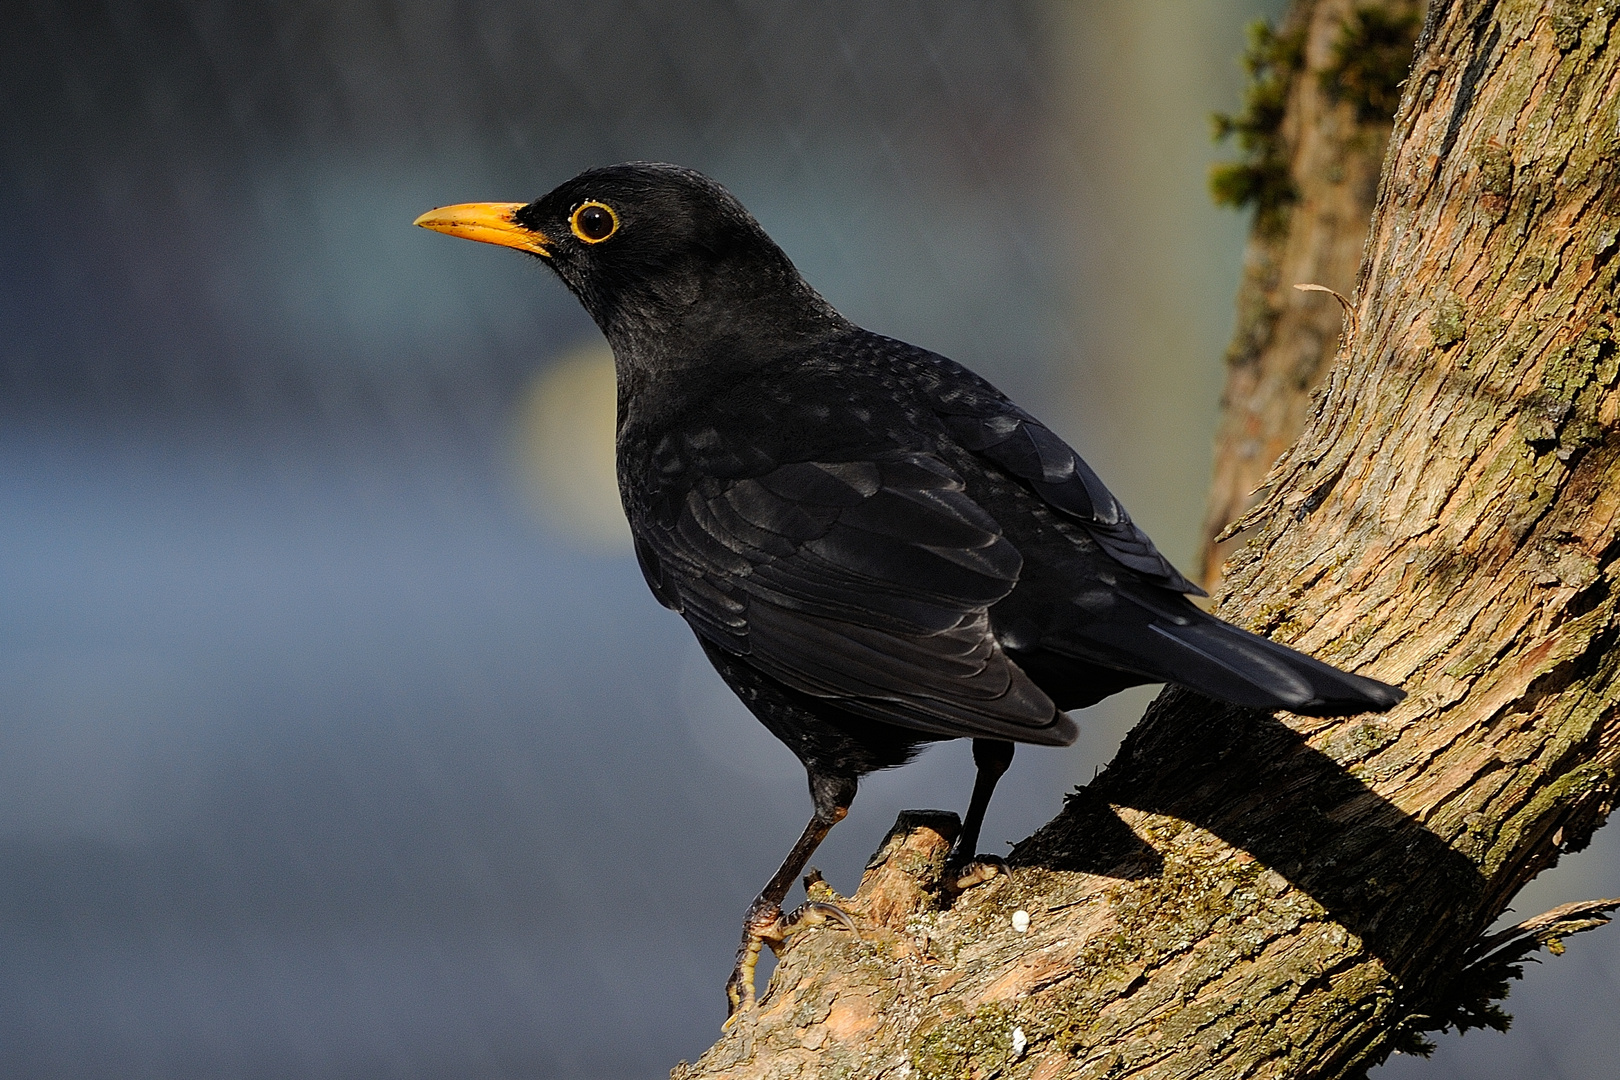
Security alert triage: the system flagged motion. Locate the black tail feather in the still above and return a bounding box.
[1036,597,1404,717]
[1149,618,1404,716]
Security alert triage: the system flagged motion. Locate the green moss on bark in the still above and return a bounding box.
[1319,6,1422,122]
[910,1002,1017,1080]
[1211,20,1307,231]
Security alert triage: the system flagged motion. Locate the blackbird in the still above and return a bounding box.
[416,162,1403,1015]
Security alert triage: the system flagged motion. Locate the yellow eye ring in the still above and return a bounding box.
[570,201,619,243]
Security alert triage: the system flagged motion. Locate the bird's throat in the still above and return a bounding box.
[596,276,851,390]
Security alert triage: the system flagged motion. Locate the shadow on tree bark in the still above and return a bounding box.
[1018,697,1488,985]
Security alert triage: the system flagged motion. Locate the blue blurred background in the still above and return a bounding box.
[1,2,1615,1077]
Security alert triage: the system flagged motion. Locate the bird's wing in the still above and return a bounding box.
[635,450,1075,745]
[939,406,1207,596]
[929,382,1401,716]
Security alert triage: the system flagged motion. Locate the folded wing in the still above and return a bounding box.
[635,451,1077,745]
[935,395,1402,717]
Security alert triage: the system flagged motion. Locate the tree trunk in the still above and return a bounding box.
[675,3,1620,1077]
[1199,0,1425,593]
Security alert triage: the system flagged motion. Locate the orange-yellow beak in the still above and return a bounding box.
[413,202,552,256]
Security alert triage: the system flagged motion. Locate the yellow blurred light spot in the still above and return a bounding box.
[512,341,629,552]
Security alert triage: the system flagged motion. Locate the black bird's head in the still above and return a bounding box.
[416,162,847,370]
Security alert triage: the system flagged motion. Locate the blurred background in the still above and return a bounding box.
[1,2,1615,1077]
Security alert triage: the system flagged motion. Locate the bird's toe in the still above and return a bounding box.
[946,854,1011,894]
[723,893,859,1024]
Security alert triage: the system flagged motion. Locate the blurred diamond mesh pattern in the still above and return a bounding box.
[0,2,1616,1078]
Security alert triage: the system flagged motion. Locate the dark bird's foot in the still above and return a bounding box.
[945,853,1011,895]
[723,893,858,1024]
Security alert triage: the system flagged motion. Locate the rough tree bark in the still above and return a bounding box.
[675,3,1620,1077]
[1200,0,1425,593]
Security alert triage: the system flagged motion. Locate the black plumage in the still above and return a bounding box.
[415,163,1403,1014]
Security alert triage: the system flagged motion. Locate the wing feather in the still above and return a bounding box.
[639,447,1075,745]
[940,410,1206,595]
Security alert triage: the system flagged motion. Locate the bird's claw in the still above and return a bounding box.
[794,899,859,936]
[945,853,1011,894]
[723,895,859,1024]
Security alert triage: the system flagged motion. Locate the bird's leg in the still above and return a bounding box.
[947,739,1015,891]
[724,774,857,1020]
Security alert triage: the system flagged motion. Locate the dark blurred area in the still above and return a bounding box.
[0,0,1072,425]
[2,2,1616,1078]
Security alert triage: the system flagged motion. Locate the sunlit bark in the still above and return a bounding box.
[1200,0,1425,592]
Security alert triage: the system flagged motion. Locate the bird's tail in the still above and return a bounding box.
[1039,590,1403,717]
[1142,616,1403,717]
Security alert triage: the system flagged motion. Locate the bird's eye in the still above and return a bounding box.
[570,201,619,243]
